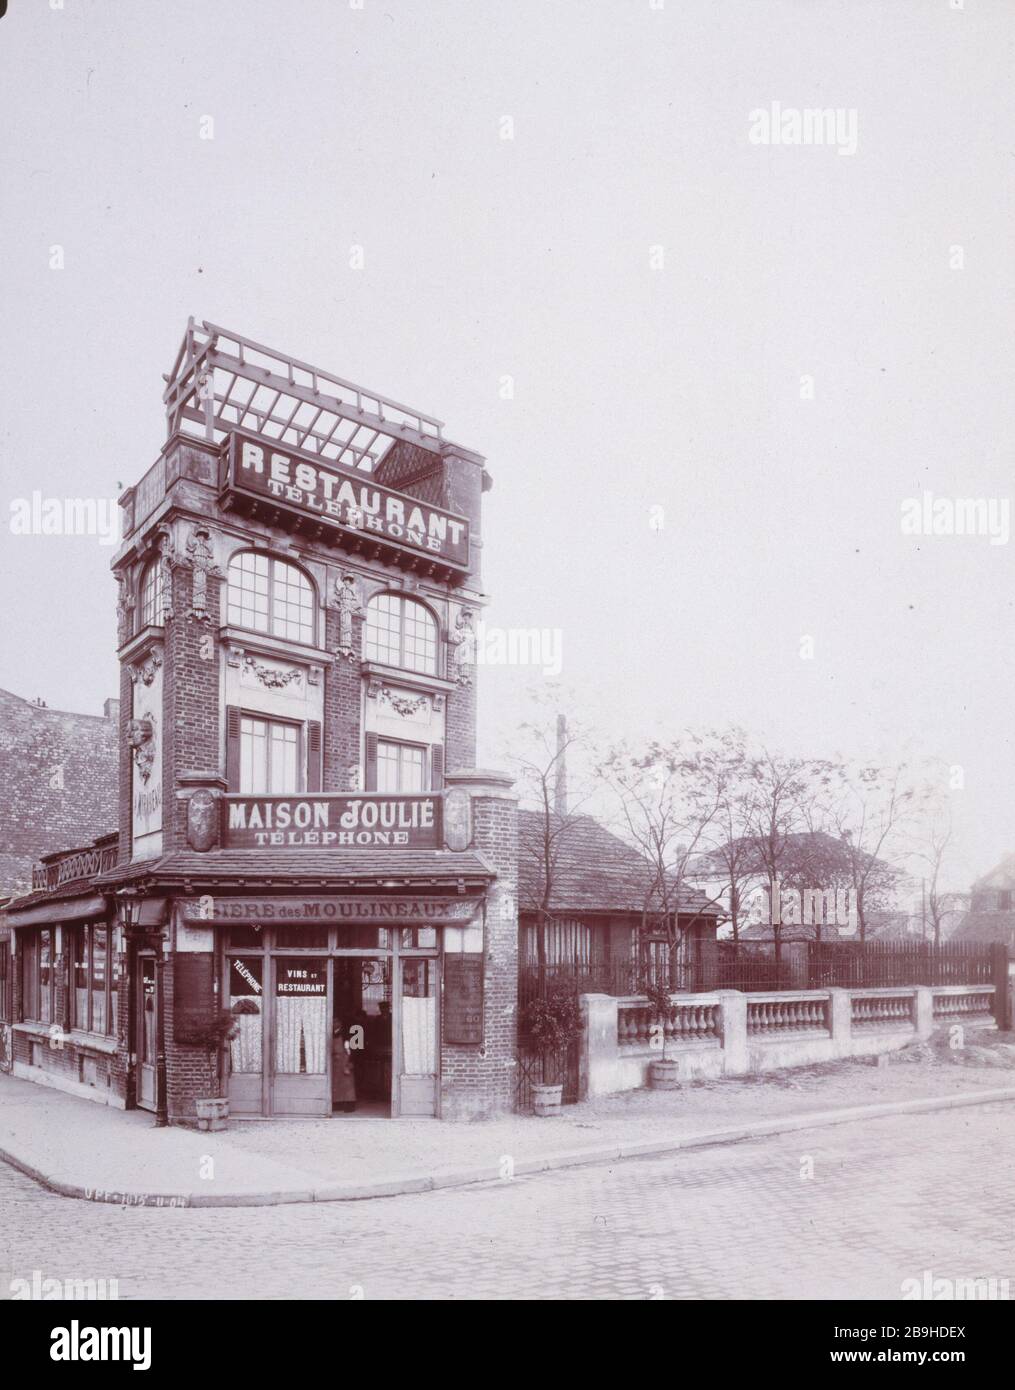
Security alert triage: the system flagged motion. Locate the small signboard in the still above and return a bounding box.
[173,953,215,1043]
[443,955,484,1045]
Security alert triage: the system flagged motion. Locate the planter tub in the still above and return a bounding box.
[195,1097,229,1131]
[649,1058,682,1091]
[532,1083,564,1117]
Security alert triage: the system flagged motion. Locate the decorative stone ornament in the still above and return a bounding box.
[183,525,222,622]
[128,648,163,687]
[186,787,219,852]
[155,525,176,623]
[243,656,301,690]
[444,787,472,851]
[334,572,365,661]
[448,606,476,687]
[127,716,157,783]
[115,573,134,647]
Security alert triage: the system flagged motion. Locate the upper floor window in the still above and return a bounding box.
[139,561,163,629]
[364,594,437,675]
[227,552,315,645]
[240,714,301,795]
[376,738,427,793]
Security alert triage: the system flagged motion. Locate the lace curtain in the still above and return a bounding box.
[274,996,327,1074]
[401,995,436,1075]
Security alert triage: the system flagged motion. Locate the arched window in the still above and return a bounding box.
[365,594,438,674]
[139,561,163,628]
[226,551,315,644]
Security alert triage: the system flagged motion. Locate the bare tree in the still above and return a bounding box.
[825,761,914,940]
[739,748,835,967]
[912,798,954,947]
[599,735,724,990]
[509,708,593,979]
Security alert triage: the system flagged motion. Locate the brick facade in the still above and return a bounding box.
[2,335,520,1125]
[0,688,118,899]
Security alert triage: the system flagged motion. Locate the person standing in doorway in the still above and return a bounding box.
[331,1019,357,1114]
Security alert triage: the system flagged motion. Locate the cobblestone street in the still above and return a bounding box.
[3,1102,1014,1301]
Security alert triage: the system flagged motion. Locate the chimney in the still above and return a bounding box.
[104,698,120,722]
[554,712,568,817]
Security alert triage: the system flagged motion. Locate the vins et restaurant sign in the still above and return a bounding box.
[225,430,470,570]
[222,793,442,849]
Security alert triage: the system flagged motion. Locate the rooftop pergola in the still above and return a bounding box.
[163,318,445,473]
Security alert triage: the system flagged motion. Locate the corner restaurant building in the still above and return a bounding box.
[1,321,519,1122]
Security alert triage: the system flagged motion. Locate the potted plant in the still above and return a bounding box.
[642,978,682,1090]
[185,1009,239,1131]
[520,985,584,1117]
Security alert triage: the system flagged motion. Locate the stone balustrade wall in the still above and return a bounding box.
[579,984,997,1100]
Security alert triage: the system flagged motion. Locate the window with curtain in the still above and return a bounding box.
[226,551,315,644]
[228,956,263,1074]
[240,715,301,794]
[364,594,437,674]
[274,959,327,1074]
[376,739,426,793]
[139,560,163,628]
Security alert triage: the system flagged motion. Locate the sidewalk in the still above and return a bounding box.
[2,1043,1014,1207]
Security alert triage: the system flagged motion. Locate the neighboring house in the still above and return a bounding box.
[517,808,721,991]
[690,830,902,942]
[0,687,119,899]
[952,855,1015,946]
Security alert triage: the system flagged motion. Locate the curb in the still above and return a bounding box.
[3,1084,1014,1208]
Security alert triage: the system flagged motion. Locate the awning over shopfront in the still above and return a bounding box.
[95,848,496,892]
[4,894,109,928]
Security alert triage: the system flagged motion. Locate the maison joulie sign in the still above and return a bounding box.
[227,431,470,569]
[222,794,441,848]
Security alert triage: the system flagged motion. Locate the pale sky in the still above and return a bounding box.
[1,0,1013,891]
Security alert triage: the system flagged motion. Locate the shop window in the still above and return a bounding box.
[364,594,437,675]
[20,934,39,1021]
[69,925,119,1037]
[228,956,263,1074]
[226,551,315,645]
[274,959,327,1075]
[0,942,9,1023]
[278,926,328,950]
[226,926,264,950]
[400,927,438,949]
[38,930,52,1025]
[138,560,163,629]
[240,715,301,795]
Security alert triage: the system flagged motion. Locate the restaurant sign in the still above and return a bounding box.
[225,431,470,569]
[222,794,441,848]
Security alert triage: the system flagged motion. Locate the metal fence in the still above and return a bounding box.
[807,940,999,989]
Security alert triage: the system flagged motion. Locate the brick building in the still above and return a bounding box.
[0,688,119,900]
[2,320,518,1122]
[0,688,119,1073]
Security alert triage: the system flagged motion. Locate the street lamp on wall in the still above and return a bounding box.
[116,890,169,1129]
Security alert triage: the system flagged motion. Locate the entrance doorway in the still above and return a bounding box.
[222,924,441,1118]
[135,954,157,1111]
[334,957,391,1116]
